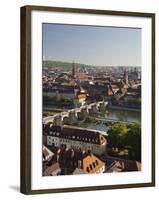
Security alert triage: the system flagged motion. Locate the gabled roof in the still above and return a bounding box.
[82,154,105,173]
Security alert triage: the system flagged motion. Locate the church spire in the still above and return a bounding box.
[124,68,128,85]
[72,60,76,79]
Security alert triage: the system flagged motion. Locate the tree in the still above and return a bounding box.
[107,123,127,149]
[54,95,62,107]
[124,123,141,161]
[63,97,73,105]
[107,122,141,161]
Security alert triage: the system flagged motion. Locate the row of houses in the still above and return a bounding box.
[43,145,106,176]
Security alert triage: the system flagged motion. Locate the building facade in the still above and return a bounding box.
[44,124,107,155]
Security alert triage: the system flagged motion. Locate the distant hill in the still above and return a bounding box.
[43,60,95,70]
[43,60,141,71]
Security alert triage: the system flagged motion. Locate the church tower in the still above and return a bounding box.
[124,69,128,85]
[72,61,76,79]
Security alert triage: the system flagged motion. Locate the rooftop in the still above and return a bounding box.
[43,162,60,176]
[43,124,107,145]
[82,154,105,173]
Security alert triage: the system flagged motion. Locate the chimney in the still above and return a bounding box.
[88,149,92,156]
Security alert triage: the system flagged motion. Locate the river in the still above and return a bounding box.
[44,104,141,133]
[105,108,141,123]
[80,108,141,133]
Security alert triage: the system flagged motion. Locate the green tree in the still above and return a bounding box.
[125,123,141,161]
[64,97,72,104]
[107,122,141,161]
[107,123,127,149]
[54,95,62,107]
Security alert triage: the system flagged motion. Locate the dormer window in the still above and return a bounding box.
[96,160,98,165]
[86,167,90,173]
[90,164,93,170]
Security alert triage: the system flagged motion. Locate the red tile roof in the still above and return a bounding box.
[82,154,105,173]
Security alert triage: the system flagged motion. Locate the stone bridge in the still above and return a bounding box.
[43,101,108,125]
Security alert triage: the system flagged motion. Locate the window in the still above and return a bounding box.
[93,162,96,168]
[90,164,93,170]
[56,132,60,136]
[86,167,90,173]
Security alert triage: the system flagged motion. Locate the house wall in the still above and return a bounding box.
[95,165,105,174]
[47,136,107,155]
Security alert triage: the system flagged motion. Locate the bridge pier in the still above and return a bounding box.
[68,111,78,124]
[53,115,62,126]
[63,116,69,124]
[99,102,106,111]
[43,101,109,125]
[80,107,89,119]
[91,104,98,113]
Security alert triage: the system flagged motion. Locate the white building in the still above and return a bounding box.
[44,124,107,155]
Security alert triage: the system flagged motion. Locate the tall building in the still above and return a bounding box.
[131,67,139,81]
[134,67,138,80]
[124,69,128,85]
[72,61,76,79]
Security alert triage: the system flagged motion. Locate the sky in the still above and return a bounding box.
[42,23,141,66]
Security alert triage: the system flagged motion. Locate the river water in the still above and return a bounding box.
[81,108,141,133]
[105,108,141,123]
[44,104,141,133]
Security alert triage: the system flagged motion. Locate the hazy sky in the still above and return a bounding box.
[42,23,141,66]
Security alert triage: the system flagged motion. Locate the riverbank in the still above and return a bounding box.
[108,105,141,112]
[43,106,68,112]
